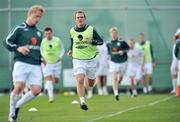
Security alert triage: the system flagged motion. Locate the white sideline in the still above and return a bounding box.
[87,96,174,122]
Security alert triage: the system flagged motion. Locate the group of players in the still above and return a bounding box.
[3,5,180,122]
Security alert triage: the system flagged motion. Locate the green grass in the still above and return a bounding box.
[0,94,180,122]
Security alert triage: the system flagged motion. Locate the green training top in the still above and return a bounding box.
[3,22,43,65]
[70,25,98,60]
[41,36,63,64]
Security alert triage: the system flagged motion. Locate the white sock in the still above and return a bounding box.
[47,80,54,99]
[16,91,35,108]
[102,86,108,95]
[114,90,118,96]
[148,85,152,92]
[143,87,148,93]
[80,97,85,104]
[24,87,29,93]
[98,88,103,96]
[87,89,93,97]
[132,89,137,95]
[9,92,21,116]
[172,79,177,91]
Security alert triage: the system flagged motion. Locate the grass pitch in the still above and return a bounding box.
[0,93,179,122]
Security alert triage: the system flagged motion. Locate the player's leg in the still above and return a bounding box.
[45,75,54,102]
[47,63,61,102]
[112,71,120,101]
[85,77,93,99]
[96,76,103,95]
[141,63,148,94]
[9,62,27,122]
[16,85,41,109]
[75,74,88,110]
[171,74,177,94]
[109,61,119,100]
[15,65,42,119]
[146,63,153,92]
[9,82,25,122]
[102,75,108,95]
[129,76,137,97]
[53,61,61,84]
[86,60,96,99]
[127,66,137,97]
[43,64,55,102]
[73,59,88,110]
[170,60,178,94]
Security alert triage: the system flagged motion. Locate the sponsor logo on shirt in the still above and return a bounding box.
[28,45,40,50]
[23,28,29,31]
[37,31,41,37]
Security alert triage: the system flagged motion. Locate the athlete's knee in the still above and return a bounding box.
[54,78,59,84]
[78,78,85,85]
[76,74,85,85]
[88,79,95,87]
[45,75,53,81]
[30,86,41,96]
[13,82,25,94]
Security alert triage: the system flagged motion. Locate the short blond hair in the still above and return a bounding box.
[27,5,45,17]
[109,26,118,33]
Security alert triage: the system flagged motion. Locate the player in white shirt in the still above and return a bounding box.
[127,39,144,97]
[96,43,109,96]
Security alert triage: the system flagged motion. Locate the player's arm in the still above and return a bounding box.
[122,41,130,53]
[85,29,103,45]
[174,41,180,59]
[40,46,46,64]
[59,41,65,59]
[115,41,129,55]
[91,29,103,45]
[150,44,155,63]
[3,27,30,55]
[106,43,111,55]
[67,38,73,56]
[3,27,19,52]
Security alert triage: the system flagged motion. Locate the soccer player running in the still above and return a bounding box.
[41,27,65,102]
[170,35,178,94]
[136,33,155,94]
[96,43,109,96]
[67,10,103,111]
[127,38,144,97]
[107,27,129,101]
[174,28,180,94]
[3,5,45,122]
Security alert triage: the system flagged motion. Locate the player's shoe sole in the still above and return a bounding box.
[115,95,119,101]
[80,103,88,111]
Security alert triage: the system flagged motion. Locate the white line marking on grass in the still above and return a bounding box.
[87,96,173,122]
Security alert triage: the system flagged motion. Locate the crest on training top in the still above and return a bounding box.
[37,31,41,37]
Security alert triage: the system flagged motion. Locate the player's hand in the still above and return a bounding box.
[67,50,72,57]
[84,37,92,44]
[17,45,30,55]
[41,57,46,65]
[119,50,124,56]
